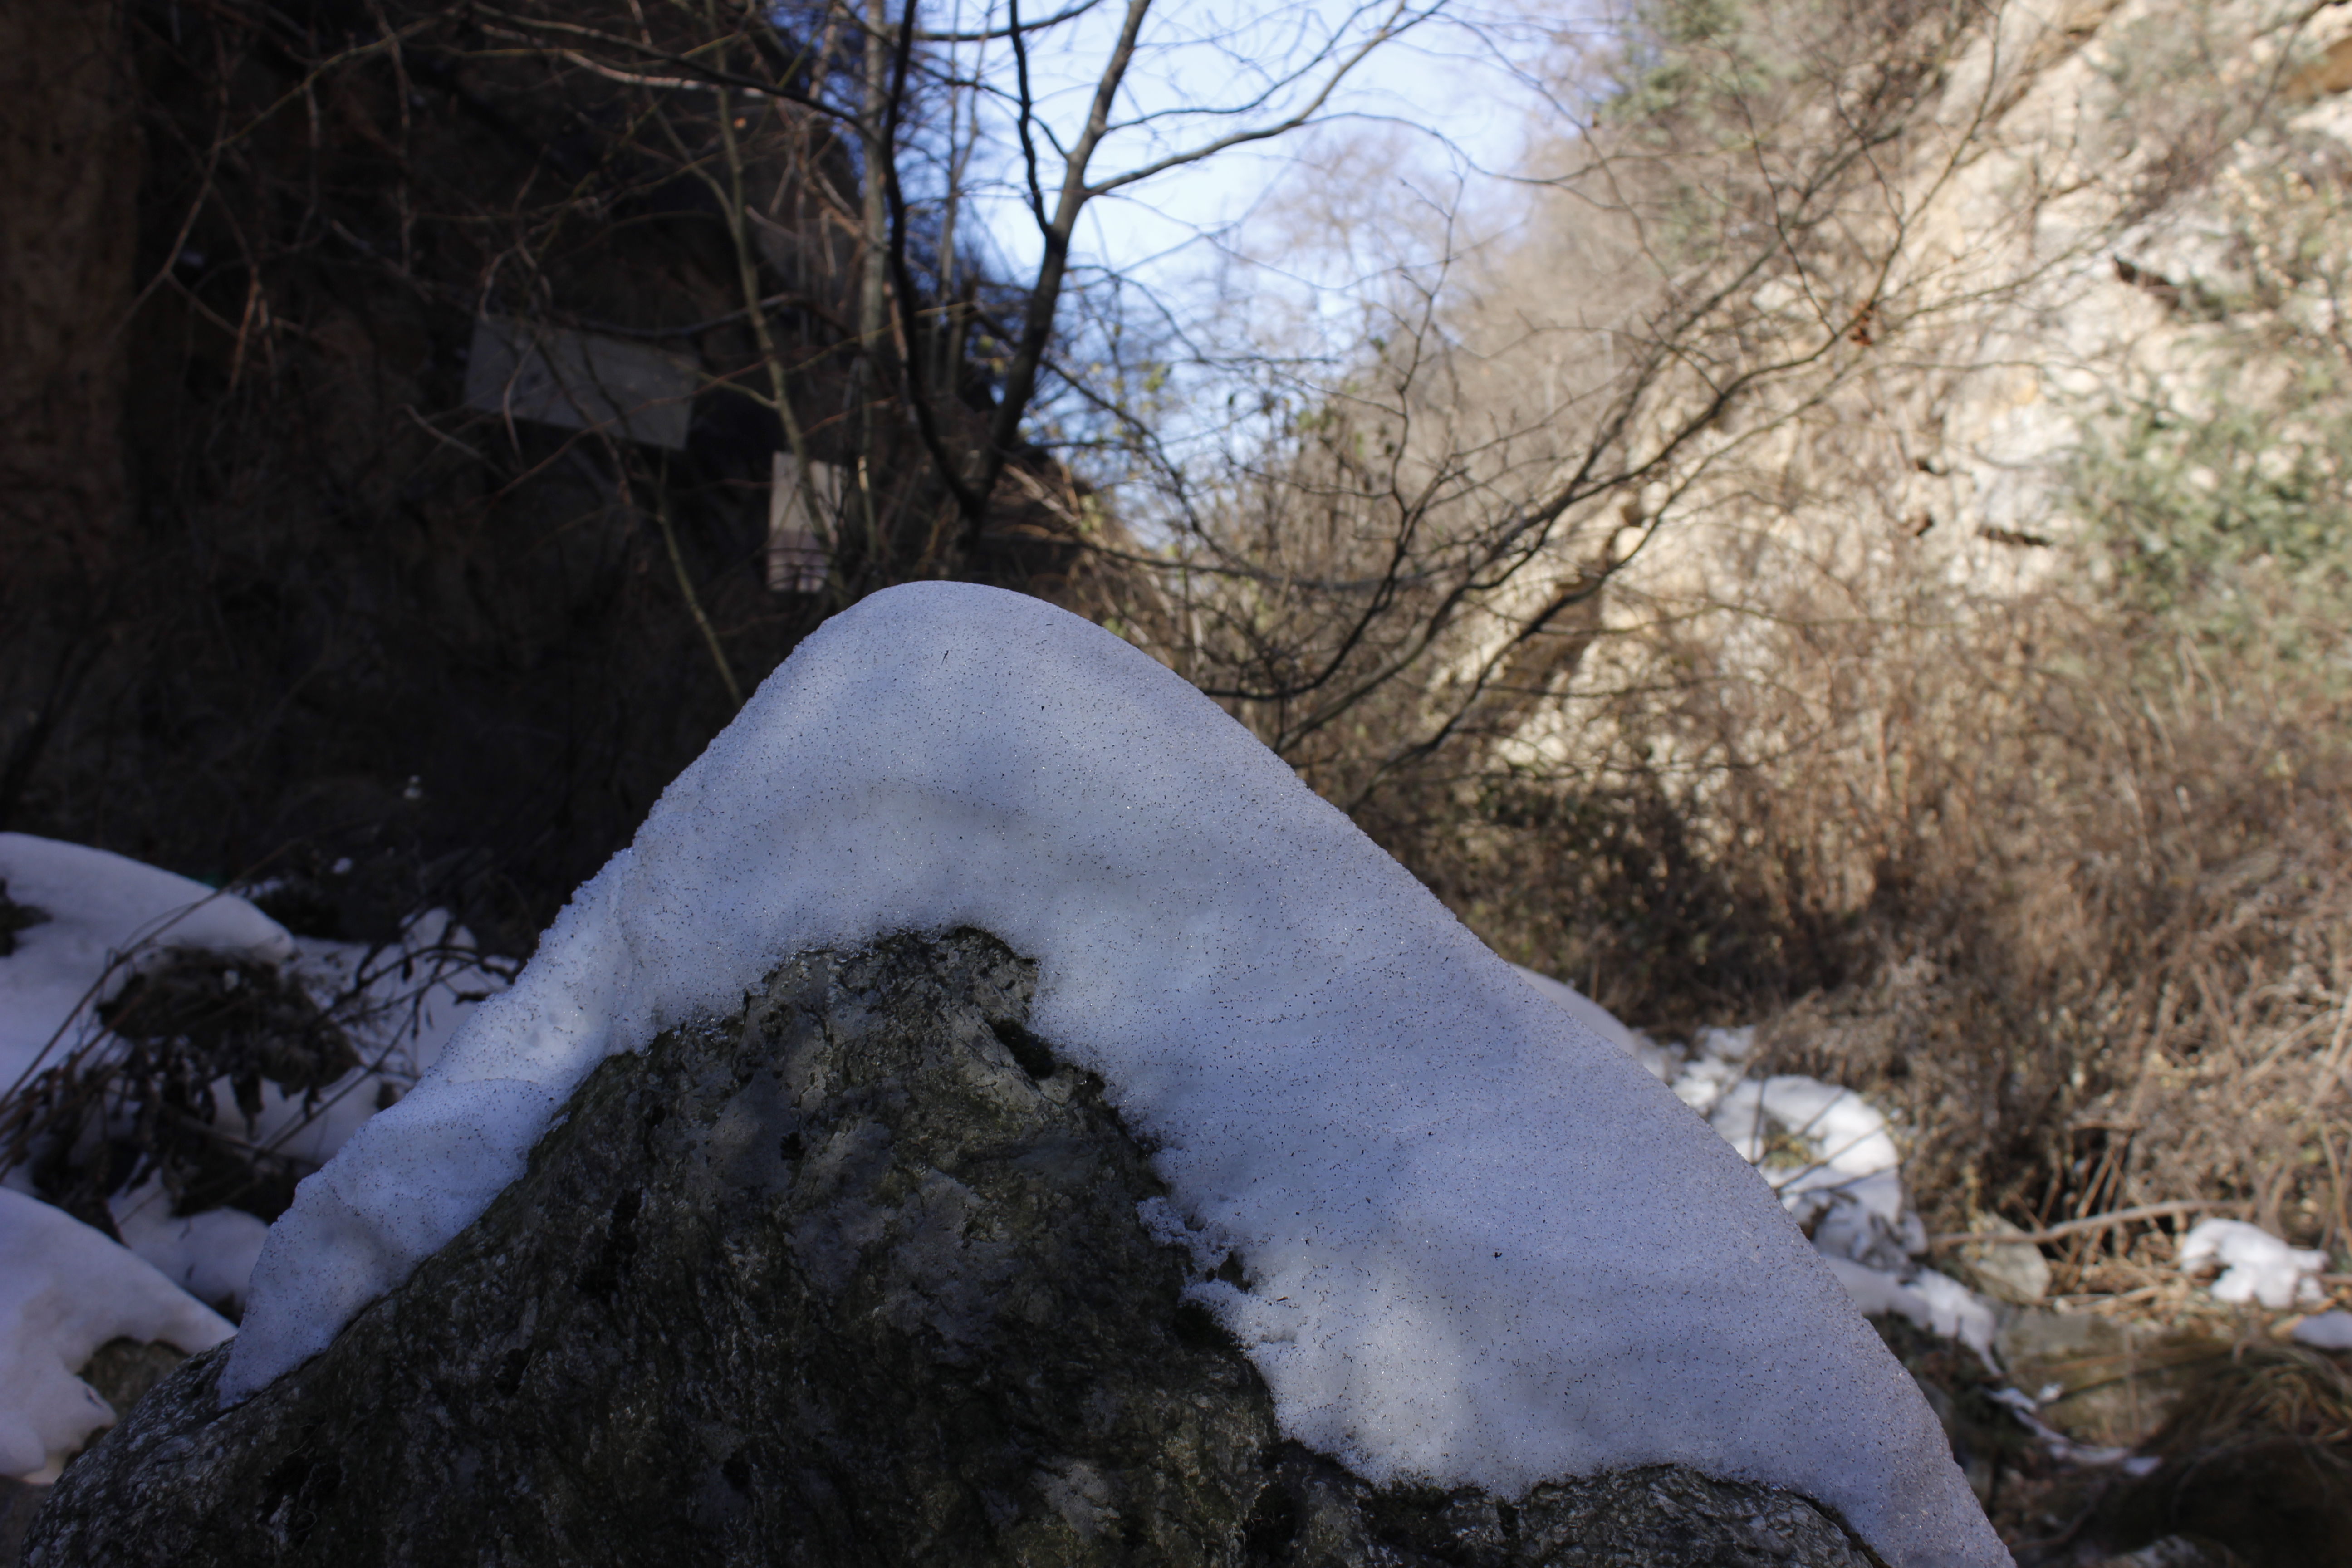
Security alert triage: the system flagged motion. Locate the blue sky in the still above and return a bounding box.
[933,1,1568,299]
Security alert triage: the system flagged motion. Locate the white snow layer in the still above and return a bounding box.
[251,910,504,1171]
[107,1176,270,1309]
[1507,967,1644,1058]
[225,582,2006,1568]
[2179,1218,2326,1308]
[0,1187,235,1478]
[1712,1077,1913,1269]
[1821,1257,2000,1370]
[1512,978,1986,1359]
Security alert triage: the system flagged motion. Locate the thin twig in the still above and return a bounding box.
[1929,1201,2238,1250]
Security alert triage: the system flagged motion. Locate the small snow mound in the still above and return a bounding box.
[226,583,2005,1568]
[2180,1219,2325,1308]
[0,1187,233,1479]
[2292,1310,2352,1351]
[3,834,505,1313]
[0,834,293,1088]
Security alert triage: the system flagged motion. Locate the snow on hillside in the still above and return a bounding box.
[2179,1219,2326,1309]
[226,582,2006,1568]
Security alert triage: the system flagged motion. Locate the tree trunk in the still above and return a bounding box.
[0,0,136,580]
[0,0,138,825]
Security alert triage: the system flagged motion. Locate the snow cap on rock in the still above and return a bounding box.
[225,582,2009,1568]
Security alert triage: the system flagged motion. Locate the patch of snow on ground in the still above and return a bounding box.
[2292,1309,2352,1350]
[1818,1256,2000,1368]
[106,1177,270,1311]
[0,833,295,1092]
[1713,1079,1907,1259]
[252,910,506,1168]
[0,1187,234,1479]
[1,837,505,1321]
[2179,1218,2326,1308]
[230,582,2006,1568]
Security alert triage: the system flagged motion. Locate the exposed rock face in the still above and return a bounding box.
[25,930,1880,1567]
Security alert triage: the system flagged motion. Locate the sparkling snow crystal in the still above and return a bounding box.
[226,583,2007,1568]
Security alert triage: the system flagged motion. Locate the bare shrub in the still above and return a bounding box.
[1531,581,2352,1260]
[1099,0,2352,1272]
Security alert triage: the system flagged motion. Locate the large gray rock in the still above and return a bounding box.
[24,929,1882,1567]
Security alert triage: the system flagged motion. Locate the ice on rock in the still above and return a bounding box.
[0,1187,235,1478]
[2179,1218,2326,1308]
[225,582,2008,1568]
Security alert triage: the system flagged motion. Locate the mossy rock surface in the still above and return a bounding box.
[24,929,1877,1567]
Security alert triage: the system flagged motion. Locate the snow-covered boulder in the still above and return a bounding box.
[194,583,1999,1567]
[27,931,1886,1567]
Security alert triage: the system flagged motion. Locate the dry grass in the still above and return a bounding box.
[1382,567,2352,1263]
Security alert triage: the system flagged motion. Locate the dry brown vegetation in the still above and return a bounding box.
[1089,0,2352,1291]
[1436,569,2352,1265]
